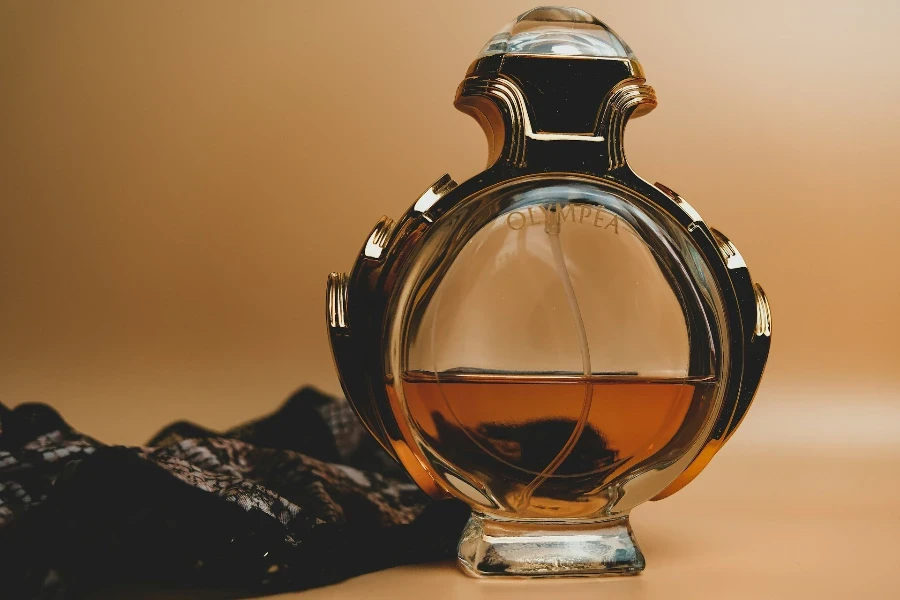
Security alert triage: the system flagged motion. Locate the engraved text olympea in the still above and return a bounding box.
[506,203,619,233]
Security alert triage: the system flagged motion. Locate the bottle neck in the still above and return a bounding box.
[496,55,638,134]
[454,54,656,172]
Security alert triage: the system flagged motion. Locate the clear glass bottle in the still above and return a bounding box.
[327,7,771,578]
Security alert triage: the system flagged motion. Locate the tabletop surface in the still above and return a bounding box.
[265,396,900,600]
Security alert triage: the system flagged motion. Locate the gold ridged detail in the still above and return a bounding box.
[754,283,772,337]
[599,80,657,170]
[462,77,529,167]
[710,228,747,270]
[372,217,395,248]
[412,174,458,221]
[364,216,396,258]
[459,74,622,168]
[712,230,737,259]
[326,272,349,329]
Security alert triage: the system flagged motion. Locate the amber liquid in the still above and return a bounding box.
[401,370,715,517]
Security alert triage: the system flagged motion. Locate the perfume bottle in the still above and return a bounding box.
[326,7,771,577]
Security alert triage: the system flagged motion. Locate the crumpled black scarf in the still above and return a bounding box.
[0,388,470,599]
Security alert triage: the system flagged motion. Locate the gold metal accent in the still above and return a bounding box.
[458,74,654,171]
[600,81,657,170]
[467,76,611,143]
[754,284,772,337]
[363,216,395,259]
[456,77,530,167]
[456,56,655,170]
[413,174,458,221]
[325,272,348,330]
[711,228,747,270]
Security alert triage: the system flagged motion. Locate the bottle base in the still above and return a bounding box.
[457,513,645,578]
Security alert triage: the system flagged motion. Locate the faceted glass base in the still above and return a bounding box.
[457,513,645,577]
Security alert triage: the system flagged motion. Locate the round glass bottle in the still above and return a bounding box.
[327,7,771,578]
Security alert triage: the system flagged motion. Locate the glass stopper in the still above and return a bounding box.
[478,6,636,59]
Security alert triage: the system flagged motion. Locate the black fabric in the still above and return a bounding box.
[0,388,470,599]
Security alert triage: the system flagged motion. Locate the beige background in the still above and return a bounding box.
[3,2,900,598]
[2,0,899,445]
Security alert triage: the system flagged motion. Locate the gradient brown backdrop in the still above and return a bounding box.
[2,0,898,445]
